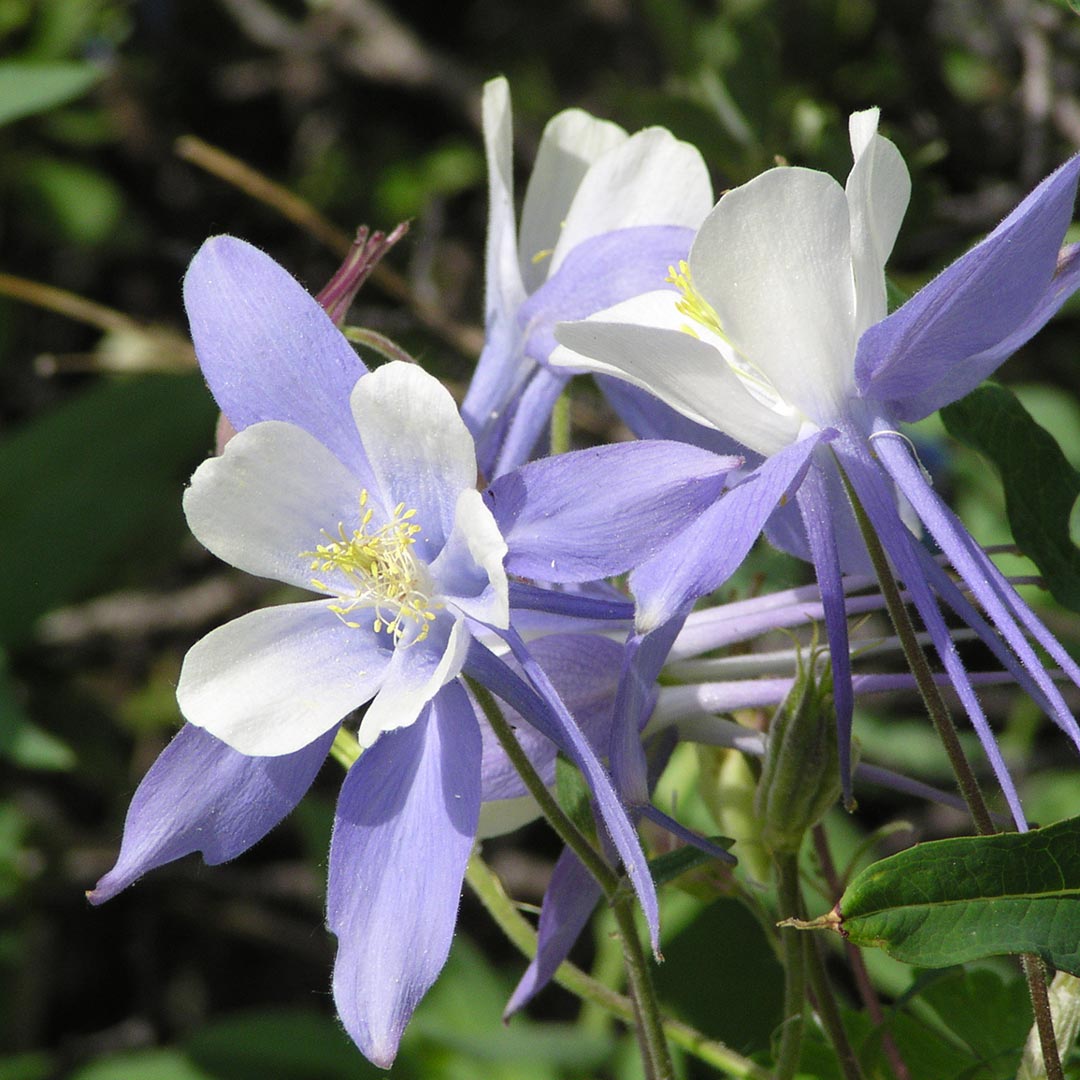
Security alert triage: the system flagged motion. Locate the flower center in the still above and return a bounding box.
[301,490,442,646]
[667,260,798,420]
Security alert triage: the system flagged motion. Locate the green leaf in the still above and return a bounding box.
[835,815,1080,974]
[0,60,101,127]
[941,383,1080,612]
[18,157,125,245]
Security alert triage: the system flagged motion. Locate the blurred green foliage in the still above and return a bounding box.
[2,0,1080,1076]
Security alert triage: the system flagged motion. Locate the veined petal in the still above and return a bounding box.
[358,616,470,746]
[329,684,480,1068]
[183,236,370,476]
[553,292,803,455]
[489,440,737,582]
[352,362,478,559]
[178,601,392,755]
[519,225,696,365]
[430,488,509,628]
[490,365,571,477]
[693,167,857,425]
[880,243,1080,422]
[856,153,1080,408]
[480,77,527,331]
[631,432,830,632]
[478,632,624,802]
[518,108,627,294]
[504,848,601,1016]
[461,79,530,455]
[89,724,335,903]
[845,109,911,334]
[183,419,362,591]
[551,127,713,274]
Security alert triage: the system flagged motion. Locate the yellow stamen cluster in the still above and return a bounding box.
[666,260,726,341]
[301,490,441,646]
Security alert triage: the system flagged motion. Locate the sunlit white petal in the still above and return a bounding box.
[518,108,627,293]
[184,420,363,591]
[693,167,857,425]
[552,128,713,274]
[178,601,392,755]
[352,362,477,559]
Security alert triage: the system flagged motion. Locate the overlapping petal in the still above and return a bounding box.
[357,617,470,747]
[845,108,911,334]
[488,440,737,582]
[177,600,392,755]
[692,167,857,425]
[552,127,712,273]
[183,236,371,479]
[518,108,627,293]
[353,362,477,558]
[553,292,803,455]
[329,683,480,1069]
[631,432,831,632]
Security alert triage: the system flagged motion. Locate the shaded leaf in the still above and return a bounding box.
[942,383,1080,612]
[0,60,101,127]
[835,816,1080,974]
[0,375,216,646]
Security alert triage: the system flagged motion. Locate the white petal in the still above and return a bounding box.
[552,291,802,455]
[178,601,392,755]
[846,110,911,334]
[518,108,627,294]
[184,420,363,590]
[551,127,714,275]
[430,488,509,628]
[351,362,477,559]
[481,78,528,325]
[358,617,470,746]
[692,167,858,426]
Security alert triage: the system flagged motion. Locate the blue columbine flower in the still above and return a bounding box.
[551,109,1080,824]
[462,76,714,477]
[91,234,740,1067]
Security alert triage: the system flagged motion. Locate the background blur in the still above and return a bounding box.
[3,1,1080,1077]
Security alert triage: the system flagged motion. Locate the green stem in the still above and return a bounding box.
[550,387,572,456]
[466,678,677,1077]
[464,677,619,894]
[774,854,807,1080]
[803,930,865,1080]
[1021,955,1066,1080]
[843,467,1063,1073]
[612,896,675,1080]
[330,726,362,769]
[464,855,771,1079]
[841,468,995,835]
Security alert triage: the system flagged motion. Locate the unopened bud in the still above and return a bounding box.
[754,657,840,855]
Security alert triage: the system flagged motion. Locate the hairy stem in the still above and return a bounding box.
[774,854,807,1080]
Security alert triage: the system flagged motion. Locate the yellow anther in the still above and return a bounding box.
[300,489,443,646]
[531,247,554,265]
[666,260,726,340]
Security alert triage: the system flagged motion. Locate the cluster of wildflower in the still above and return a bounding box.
[90,77,1080,1068]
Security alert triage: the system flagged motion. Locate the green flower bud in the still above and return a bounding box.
[754,655,841,855]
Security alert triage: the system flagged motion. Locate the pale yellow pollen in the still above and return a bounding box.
[300,490,442,646]
[531,247,554,265]
[666,260,726,340]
